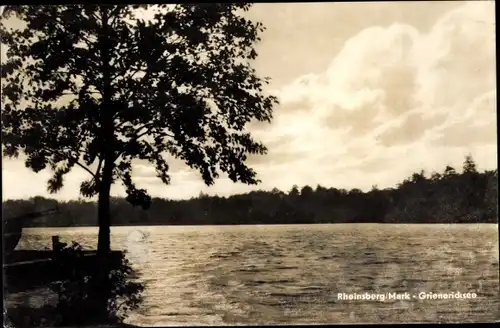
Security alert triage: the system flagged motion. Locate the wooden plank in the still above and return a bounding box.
[3,253,101,268]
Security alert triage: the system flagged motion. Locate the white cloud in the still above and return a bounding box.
[242,0,496,192]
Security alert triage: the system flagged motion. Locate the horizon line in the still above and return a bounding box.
[3,164,497,203]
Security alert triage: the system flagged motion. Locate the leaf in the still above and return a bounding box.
[80,179,99,197]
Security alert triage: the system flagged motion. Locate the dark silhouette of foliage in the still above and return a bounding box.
[4,304,60,327]
[5,242,143,327]
[463,154,478,173]
[51,242,143,326]
[4,155,497,226]
[444,165,457,177]
[1,5,277,256]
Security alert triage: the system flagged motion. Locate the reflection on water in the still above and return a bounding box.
[11,224,500,325]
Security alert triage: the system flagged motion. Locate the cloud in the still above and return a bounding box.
[376,110,450,147]
[248,1,496,192]
[431,119,496,148]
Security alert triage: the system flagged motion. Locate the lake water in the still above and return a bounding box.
[9,224,500,325]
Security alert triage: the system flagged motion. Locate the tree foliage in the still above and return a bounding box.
[1,4,277,209]
[463,154,478,173]
[5,241,144,326]
[50,242,143,325]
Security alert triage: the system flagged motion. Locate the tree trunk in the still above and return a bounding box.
[92,6,114,322]
[97,4,113,256]
[97,157,113,255]
[93,154,114,323]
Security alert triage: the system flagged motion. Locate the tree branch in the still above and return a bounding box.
[132,122,155,135]
[41,146,96,178]
[96,156,104,177]
[75,161,96,177]
[113,129,176,162]
[136,128,174,140]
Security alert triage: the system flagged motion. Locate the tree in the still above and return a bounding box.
[300,185,314,198]
[411,170,426,184]
[444,165,457,177]
[1,5,277,255]
[463,154,478,173]
[289,185,300,197]
[271,187,283,197]
[430,171,442,181]
[349,188,363,195]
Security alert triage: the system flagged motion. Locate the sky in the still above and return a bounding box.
[1,1,497,201]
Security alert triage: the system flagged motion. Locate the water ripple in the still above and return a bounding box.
[11,224,500,325]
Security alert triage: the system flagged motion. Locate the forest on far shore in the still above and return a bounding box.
[2,155,498,226]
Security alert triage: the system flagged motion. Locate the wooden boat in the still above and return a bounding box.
[3,207,60,255]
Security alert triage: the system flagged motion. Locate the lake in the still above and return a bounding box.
[8,224,500,325]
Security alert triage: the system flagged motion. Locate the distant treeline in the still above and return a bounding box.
[2,155,498,226]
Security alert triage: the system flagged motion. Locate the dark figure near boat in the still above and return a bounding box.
[3,207,60,256]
